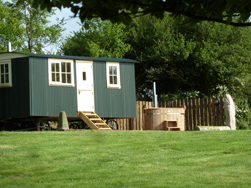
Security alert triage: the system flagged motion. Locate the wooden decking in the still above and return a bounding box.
[78,112,112,131]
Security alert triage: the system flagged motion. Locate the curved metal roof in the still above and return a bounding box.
[0,52,139,63]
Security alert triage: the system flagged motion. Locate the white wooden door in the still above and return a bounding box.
[76,61,95,112]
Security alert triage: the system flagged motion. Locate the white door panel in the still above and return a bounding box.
[76,61,95,112]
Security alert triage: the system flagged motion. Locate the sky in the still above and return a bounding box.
[46,8,82,53]
[50,8,82,38]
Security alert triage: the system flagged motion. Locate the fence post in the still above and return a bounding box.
[196,98,200,126]
[216,99,220,126]
[192,99,196,130]
[204,98,208,126]
[185,99,189,131]
[200,98,203,126]
[188,99,192,130]
[208,98,212,126]
[212,98,216,126]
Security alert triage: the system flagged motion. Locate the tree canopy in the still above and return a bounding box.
[0,0,25,51]
[17,0,251,27]
[124,14,251,101]
[0,0,65,53]
[15,0,65,53]
[60,19,130,58]
[123,14,251,129]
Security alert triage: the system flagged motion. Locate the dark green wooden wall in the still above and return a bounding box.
[0,58,30,119]
[29,57,78,117]
[93,62,137,118]
[0,56,137,120]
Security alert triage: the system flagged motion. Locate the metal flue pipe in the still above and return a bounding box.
[8,40,12,52]
[153,81,158,108]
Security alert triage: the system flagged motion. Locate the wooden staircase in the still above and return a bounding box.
[78,112,112,131]
[165,120,181,131]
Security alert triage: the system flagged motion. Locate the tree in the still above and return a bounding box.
[59,19,130,58]
[124,14,251,101]
[14,0,65,53]
[124,14,251,129]
[17,0,251,27]
[0,0,65,53]
[0,0,25,52]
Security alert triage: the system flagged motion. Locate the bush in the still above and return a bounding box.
[236,121,250,130]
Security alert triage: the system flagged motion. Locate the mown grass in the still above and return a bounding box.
[0,130,251,187]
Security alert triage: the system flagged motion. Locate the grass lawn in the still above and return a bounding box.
[0,130,251,187]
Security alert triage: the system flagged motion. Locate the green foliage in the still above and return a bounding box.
[234,97,251,130]
[124,14,251,127]
[1,131,251,187]
[0,0,65,53]
[59,19,130,58]
[125,15,200,100]
[0,0,25,51]
[124,14,251,103]
[237,121,250,130]
[17,0,251,27]
[159,91,203,101]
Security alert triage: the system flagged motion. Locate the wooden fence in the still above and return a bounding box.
[116,97,225,131]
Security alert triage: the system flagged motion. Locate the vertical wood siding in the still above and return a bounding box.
[0,57,30,119]
[29,57,78,117]
[94,62,137,118]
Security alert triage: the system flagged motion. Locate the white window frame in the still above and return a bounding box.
[0,59,12,88]
[106,62,121,89]
[48,58,75,87]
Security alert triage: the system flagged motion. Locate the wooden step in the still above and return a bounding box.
[86,114,98,117]
[78,112,99,130]
[95,123,108,126]
[168,127,181,131]
[99,128,113,131]
[89,118,103,121]
[164,120,178,128]
[78,111,112,131]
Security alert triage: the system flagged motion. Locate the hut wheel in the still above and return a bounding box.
[39,120,51,131]
[106,119,119,130]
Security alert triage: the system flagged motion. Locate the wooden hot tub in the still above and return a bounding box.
[144,107,186,131]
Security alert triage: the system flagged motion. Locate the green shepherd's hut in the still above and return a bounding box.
[0,52,138,131]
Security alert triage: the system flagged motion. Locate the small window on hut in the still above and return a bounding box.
[106,62,121,89]
[0,59,12,88]
[82,72,86,81]
[48,59,74,87]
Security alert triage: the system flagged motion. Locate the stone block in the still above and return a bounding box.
[224,94,236,130]
[195,126,231,131]
[58,111,69,130]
